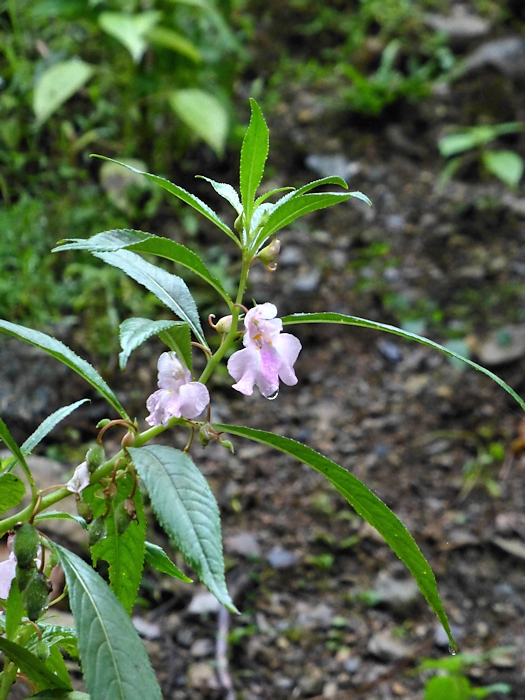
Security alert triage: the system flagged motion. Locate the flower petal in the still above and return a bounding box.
[66,461,90,494]
[178,382,210,418]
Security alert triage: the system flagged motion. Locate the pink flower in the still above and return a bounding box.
[227,303,301,398]
[0,536,16,599]
[146,352,210,426]
[66,461,90,494]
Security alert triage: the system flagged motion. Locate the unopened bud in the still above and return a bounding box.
[114,502,132,535]
[88,517,107,547]
[16,562,36,592]
[21,572,51,622]
[76,499,93,524]
[86,445,106,474]
[219,438,235,454]
[215,315,233,334]
[34,640,51,661]
[13,524,39,569]
[257,239,281,270]
[96,418,111,429]
[199,422,218,447]
[234,213,244,234]
[121,431,135,448]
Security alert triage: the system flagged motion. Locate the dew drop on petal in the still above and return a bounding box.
[267,390,279,400]
[448,645,457,656]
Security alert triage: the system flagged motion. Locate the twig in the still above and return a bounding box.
[216,605,236,700]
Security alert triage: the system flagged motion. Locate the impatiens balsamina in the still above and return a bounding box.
[146,352,210,426]
[227,303,302,398]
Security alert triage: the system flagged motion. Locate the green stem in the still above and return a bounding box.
[0,661,18,700]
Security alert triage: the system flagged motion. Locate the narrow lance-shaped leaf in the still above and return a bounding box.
[91,157,239,245]
[197,176,242,215]
[54,229,232,304]
[21,400,90,455]
[281,312,525,412]
[0,638,70,691]
[94,249,208,348]
[214,424,456,650]
[240,98,269,227]
[119,318,192,371]
[0,417,33,492]
[0,320,128,419]
[145,541,193,582]
[54,545,162,700]
[128,445,237,613]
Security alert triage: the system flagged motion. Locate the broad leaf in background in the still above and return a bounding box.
[281,312,525,412]
[214,424,456,649]
[129,445,237,612]
[119,318,192,371]
[33,60,94,126]
[54,545,162,700]
[54,229,232,304]
[99,11,160,63]
[88,159,238,244]
[482,150,523,189]
[240,98,269,228]
[21,400,89,455]
[0,474,25,514]
[146,25,201,62]
[170,89,229,156]
[145,541,193,582]
[0,638,70,691]
[87,475,146,614]
[93,250,208,348]
[0,320,128,419]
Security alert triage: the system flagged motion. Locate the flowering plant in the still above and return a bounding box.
[0,100,523,699]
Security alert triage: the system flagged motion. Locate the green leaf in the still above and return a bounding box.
[424,675,471,700]
[438,126,496,157]
[89,475,146,614]
[144,541,193,582]
[88,159,239,244]
[98,11,160,62]
[482,150,523,188]
[39,623,79,659]
[169,89,228,156]
[54,545,162,700]
[240,98,269,227]
[21,400,90,455]
[0,417,32,488]
[128,445,236,612]
[292,175,350,196]
[197,176,242,215]
[214,424,455,649]
[93,250,208,348]
[0,473,25,513]
[29,692,90,700]
[253,186,295,209]
[26,643,72,691]
[33,60,94,126]
[119,318,191,371]
[34,511,88,529]
[54,229,232,303]
[5,582,24,639]
[0,320,128,420]
[146,26,201,62]
[0,638,70,691]
[252,192,366,252]
[282,312,525,412]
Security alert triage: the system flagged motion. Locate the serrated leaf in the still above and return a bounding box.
[169,89,228,156]
[197,176,242,215]
[26,643,72,690]
[5,581,24,639]
[158,325,192,373]
[281,312,525,412]
[39,623,79,659]
[128,445,236,612]
[21,400,89,455]
[99,11,160,63]
[482,150,523,188]
[292,175,350,196]
[253,186,295,209]
[34,511,88,529]
[0,417,32,487]
[54,545,162,700]
[33,60,94,126]
[91,159,238,243]
[146,26,201,62]
[240,98,269,226]
[29,692,90,700]
[0,320,127,419]
[0,638,69,690]
[251,192,366,252]
[0,473,25,513]
[93,249,208,348]
[214,424,455,649]
[145,541,193,582]
[89,475,146,614]
[54,229,232,304]
[119,318,191,371]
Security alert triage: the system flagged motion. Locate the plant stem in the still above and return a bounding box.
[0,662,18,700]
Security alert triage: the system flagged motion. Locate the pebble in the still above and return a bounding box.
[434,623,465,648]
[377,340,403,364]
[267,547,299,569]
[295,602,334,629]
[471,324,525,366]
[305,154,361,182]
[190,638,214,658]
[372,569,421,613]
[425,6,490,44]
[186,662,219,691]
[132,616,161,640]
[293,269,321,292]
[464,37,525,79]
[187,590,221,615]
[367,631,414,661]
[224,532,261,558]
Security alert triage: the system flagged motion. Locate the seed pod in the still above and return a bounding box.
[88,517,107,547]
[13,523,39,569]
[21,572,51,622]
[121,430,135,448]
[76,499,93,524]
[86,445,106,474]
[15,562,36,592]
[33,640,50,661]
[257,238,281,270]
[114,502,132,535]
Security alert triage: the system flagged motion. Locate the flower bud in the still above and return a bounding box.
[114,501,136,535]
[86,445,106,474]
[96,418,111,429]
[121,431,135,448]
[257,239,281,270]
[76,499,93,524]
[21,572,51,622]
[15,562,36,592]
[34,640,51,661]
[88,517,107,547]
[234,213,244,234]
[215,315,233,335]
[219,438,235,454]
[13,524,39,569]
[199,422,218,447]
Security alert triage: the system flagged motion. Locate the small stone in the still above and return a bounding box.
[298,665,325,695]
[188,590,221,615]
[372,569,421,613]
[267,547,298,569]
[434,623,464,648]
[224,532,260,558]
[367,631,414,662]
[490,651,517,669]
[293,269,321,293]
[132,617,161,640]
[377,340,403,364]
[190,638,214,658]
[472,325,525,366]
[305,154,361,182]
[425,6,490,44]
[187,662,219,691]
[464,37,525,79]
[295,602,334,629]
